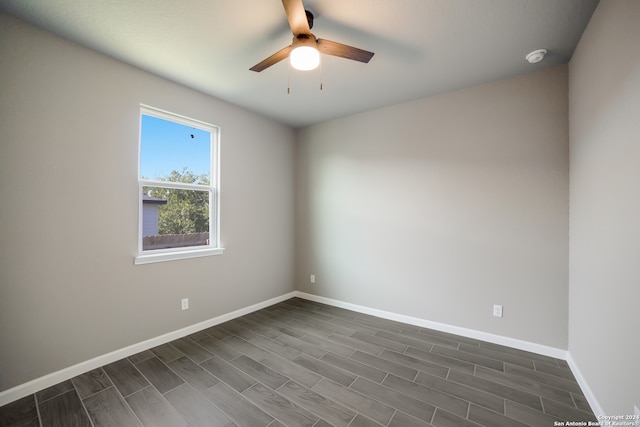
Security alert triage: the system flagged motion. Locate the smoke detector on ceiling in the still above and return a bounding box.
[525,49,547,64]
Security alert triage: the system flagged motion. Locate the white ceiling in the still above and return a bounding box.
[0,0,598,128]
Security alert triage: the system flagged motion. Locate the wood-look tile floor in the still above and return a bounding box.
[0,297,596,427]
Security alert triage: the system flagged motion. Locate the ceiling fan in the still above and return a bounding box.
[250,0,375,72]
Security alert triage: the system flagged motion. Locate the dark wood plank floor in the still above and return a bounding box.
[0,297,596,427]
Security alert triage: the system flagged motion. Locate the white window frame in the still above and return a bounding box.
[135,105,223,265]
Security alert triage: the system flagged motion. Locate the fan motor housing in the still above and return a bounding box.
[293,33,317,48]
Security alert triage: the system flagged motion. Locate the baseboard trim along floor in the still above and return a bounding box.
[565,353,605,418]
[296,292,568,360]
[0,292,297,407]
[0,290,603,418]
[295,292,603,419]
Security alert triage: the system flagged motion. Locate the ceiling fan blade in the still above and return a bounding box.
[282,0,310,35]
[317,39,374,63]
[250,45,292,72]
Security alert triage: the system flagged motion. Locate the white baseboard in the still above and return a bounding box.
[0,291,296,407]
[294,291,604,416]
[566,353,605,418]
[1,289,603,419]
[295,291,568,359]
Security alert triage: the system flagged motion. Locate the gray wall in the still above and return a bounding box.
[568,0,640,415]
[0,14,295,392]
[295,66,570,349]
[3,2,638,414]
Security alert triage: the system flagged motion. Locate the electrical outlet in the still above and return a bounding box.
[493,304,503,318]
[310,274,315,284]
[181,298,189,311]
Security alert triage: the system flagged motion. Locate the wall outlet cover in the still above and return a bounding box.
[181,298,189,311]
[493,304,503,318]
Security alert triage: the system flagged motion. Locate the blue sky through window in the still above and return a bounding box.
[140,114,211,180]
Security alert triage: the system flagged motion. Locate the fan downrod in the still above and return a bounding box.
[305,10,314,29]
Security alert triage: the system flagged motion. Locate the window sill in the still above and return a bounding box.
[134,247,225,265]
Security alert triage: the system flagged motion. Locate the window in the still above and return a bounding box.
[135,105,222,264]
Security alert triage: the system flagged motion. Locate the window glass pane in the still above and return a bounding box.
[142,186,211,251]
[140,114,211,181]
[137,107,219,259]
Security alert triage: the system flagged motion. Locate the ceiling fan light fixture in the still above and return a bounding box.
[290,45,320,71]
[249,0,374,73]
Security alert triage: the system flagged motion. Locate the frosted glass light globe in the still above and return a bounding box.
[290,46,320,71]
